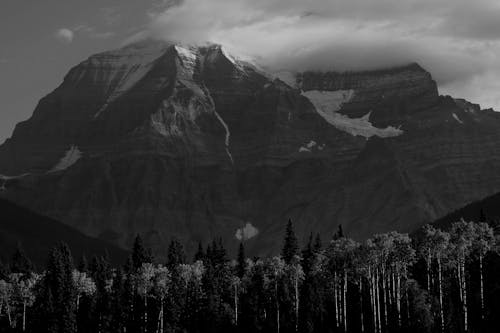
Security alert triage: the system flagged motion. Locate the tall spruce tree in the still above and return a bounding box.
[78,254,88,273]
[11,244,34,274]
[167,238,186,269]
[333,224,344,240]
[0,258,10,279]
[282,219,300,264]
[236,243,246,278]
[194,241,205,262]
[132,234,153,270]
[313,233,322,253]
[41,243,77,333]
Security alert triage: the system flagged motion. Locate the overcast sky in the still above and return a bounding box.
[1,0,500,143]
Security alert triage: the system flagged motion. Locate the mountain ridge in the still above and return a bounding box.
[1,39,500,257]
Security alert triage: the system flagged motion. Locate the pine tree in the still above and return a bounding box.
[167,238,186,269]
[236,243,246,278]
[0,258,9,279]
[41,242,77,333]
[78,254,88,273]
[333,225,344,240]
[132,234,153,270]
[479,208,487,223]
[302,234,315,275]
[194,241,205,262]
[10,244,34,274]
[282,219,300,264]
[313,233,322,254]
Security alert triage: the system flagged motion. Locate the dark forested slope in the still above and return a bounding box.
[0,198,127,267]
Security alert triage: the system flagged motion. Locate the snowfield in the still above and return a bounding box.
[302,90,404,138]
[453,113,464,124]
[49,145,82,172]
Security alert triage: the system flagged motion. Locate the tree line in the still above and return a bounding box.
[0,218,499,333]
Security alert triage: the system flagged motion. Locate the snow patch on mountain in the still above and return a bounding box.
[453,113,464,124]
[299,140,318,153]
[298,140,326,153]
[235,223,259,241]
[49,145,82,172]
[220,46,238,66]
[302,90,404,138]
[175,45,197,62]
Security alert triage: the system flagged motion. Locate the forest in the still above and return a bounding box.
[0,218,499,333]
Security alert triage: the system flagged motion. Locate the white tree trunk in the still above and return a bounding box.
[396,270,401,328]
[479,253,485,320]
[234,284,239,326]
[427,250,432,291]
[359,277,365,333]
[144,295,148,333]
[437,257,444,333]
[381,266,387,330]
[295,272,299,332]
[6,303,12,328]
[343,270,347,332]
[23,301,27,332]
[276,280,280,333]
[376,270,381,333]
[369,268,376,333]
[157,298,164,333]
[462,261,468,332]
[334,272,339,329]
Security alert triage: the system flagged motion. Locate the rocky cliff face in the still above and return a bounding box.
[1,40,500,257]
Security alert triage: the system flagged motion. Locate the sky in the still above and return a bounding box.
[1,0,500,143]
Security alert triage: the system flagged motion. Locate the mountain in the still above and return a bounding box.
[432,191,500,231]
[0,198,127,267]
[1,39,500,257]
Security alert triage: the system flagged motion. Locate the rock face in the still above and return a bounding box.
[2,40,500,257]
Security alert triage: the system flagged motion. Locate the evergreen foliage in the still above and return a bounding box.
[1,220,500,333]
[282,219,300,264]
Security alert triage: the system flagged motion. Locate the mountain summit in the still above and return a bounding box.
[1,40,500,256]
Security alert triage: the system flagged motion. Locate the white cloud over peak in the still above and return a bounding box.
[55,28,74,43]
[129,0,500,110]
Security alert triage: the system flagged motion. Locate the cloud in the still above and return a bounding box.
[235,223,259,241]
[72,25,115,40]
[100,7,122,26]
[132,0,500,109]
[55,28,74,43]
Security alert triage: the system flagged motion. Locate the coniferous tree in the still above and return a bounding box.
[194,241,205,262]
[0,258,9,279]
[333,225,344,240]
[313,234,322,254]
[11,244,34,274]
[302,234,315,275]
[132,235,153,270]
[282,219,300,264]
[37,243,76,333]
[237,243,246,279]
[167,238,186,269]
[78,254,89,273]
